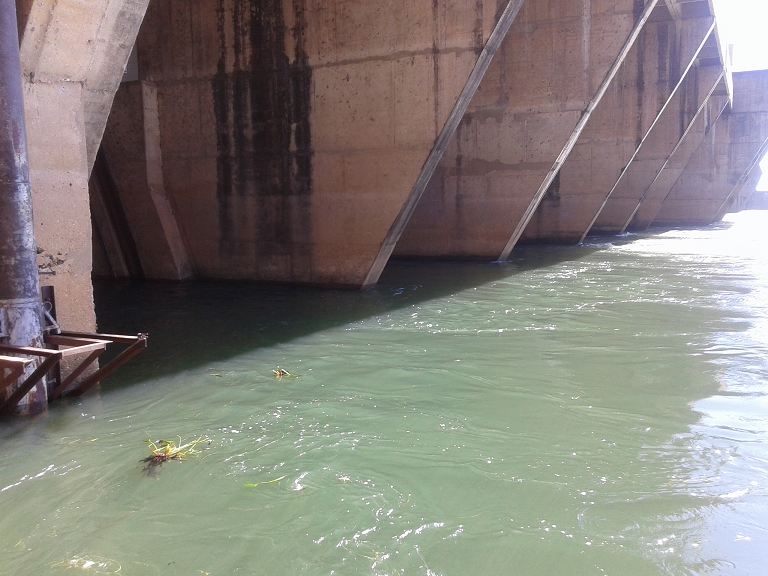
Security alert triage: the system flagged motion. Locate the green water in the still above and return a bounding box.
[2,213,767,576]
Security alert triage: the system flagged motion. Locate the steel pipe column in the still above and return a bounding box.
[0,0,46,414]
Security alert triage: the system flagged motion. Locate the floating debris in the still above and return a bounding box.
[245,475,287,488]
[142,436,208,475]
[273,367,297,379]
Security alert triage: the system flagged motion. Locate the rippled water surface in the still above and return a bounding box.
[2,212,768,575]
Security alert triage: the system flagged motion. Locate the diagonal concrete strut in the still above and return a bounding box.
[640,97,730,227]
[362,0,526,287]
[713,139,768,222]
[619,71,725,233]
[577,21,717,243]
[497,0,660,261]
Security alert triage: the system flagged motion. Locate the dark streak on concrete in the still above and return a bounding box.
[656,21,668,106]
[635,22,645,149]
[432,0,440,137]
[473,1,484,52]
[212,0,312,277]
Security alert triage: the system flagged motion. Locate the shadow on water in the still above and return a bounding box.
[91,243,608,390]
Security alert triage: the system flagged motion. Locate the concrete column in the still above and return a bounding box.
[99,81,192,280]
[0,0,46,414]
[17,0,149,333]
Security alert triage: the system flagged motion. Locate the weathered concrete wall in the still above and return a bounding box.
[745,190,768,210]
[123,0,501,287]
[589,57,723,234]
[99,81,192,280]
[627,91,729,230]
[652,70,768,226]
[17,0,149,331]
[394,0,648,258]
[719,160,763,216]
[519,8,716,244]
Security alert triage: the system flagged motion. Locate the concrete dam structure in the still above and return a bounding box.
[2,0,768,412]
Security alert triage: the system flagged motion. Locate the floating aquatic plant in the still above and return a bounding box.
[273,367,297,379]
[245,475,286,487]
[143,436,208,467]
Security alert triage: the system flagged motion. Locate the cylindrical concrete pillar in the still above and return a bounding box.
[0,0,46,414]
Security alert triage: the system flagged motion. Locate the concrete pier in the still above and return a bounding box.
[520,5,716,244]
[589,56,725,235]
[0,0,766,350]
[395,0,650,259]
[651,70,768,227]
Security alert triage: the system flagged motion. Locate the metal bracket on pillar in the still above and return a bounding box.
[0,331,148,411]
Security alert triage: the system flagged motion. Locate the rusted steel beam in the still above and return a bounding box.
[0,355,31,394]
[65,334,147,397]
[60,331,146,345]
[0,0,46,414]
[50,349,105,400]
[44,334,109,357]
[0,348,62,413]
[43,334,109,399]
[0,331,147,406]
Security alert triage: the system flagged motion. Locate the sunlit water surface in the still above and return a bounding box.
[2,212,768,576]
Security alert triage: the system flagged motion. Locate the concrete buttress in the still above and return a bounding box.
[589,58,725,235]
[519,2,715,244]
[394,0,658,260]
[652,70,768,227]
[627,91,730,230]
[115,0,508,288]
[16,0,150,333]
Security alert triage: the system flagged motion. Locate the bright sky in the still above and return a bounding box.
[711,0,768,190]
[712,0,768,71]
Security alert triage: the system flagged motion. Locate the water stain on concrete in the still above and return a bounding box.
[212,0,312,276]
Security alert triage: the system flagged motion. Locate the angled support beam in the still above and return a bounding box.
[0,356,32,395]
[578,22,717,242]
[361,0,526,287]
[628,94,730,230]
[620,72,725,232]
[498,0,659,261]
[44,334,109,400]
